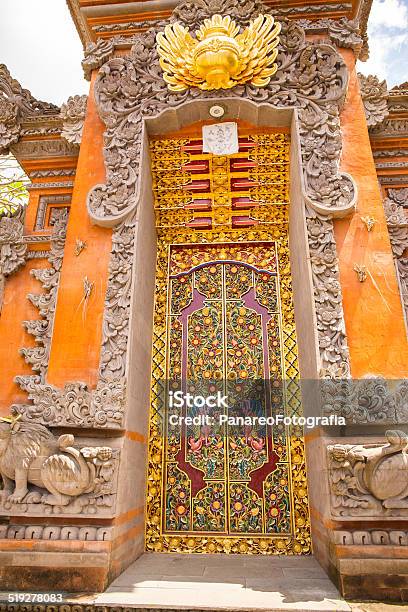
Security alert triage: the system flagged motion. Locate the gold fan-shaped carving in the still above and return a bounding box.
[156,14,281,92]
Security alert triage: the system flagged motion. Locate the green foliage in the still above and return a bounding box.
[0,154,29,217]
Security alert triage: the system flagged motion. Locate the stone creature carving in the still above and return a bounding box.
[328,430,408,517]
[0,417,114,506]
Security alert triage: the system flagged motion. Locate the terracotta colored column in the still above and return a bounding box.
[47,76,112,387]
[336,50,408,378]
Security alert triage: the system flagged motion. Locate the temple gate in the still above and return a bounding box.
[0,0,407,603]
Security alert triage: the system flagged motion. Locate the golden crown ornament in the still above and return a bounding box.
[156,14,281,92]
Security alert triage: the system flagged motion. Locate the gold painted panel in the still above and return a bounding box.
[146,131,311,555]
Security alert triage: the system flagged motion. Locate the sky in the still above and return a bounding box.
[0,0,406,105]
[357,0,408,86]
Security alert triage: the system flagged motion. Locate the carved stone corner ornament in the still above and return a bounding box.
[328,18,363,54]
[328,430,408,518]
[358,73,389,129]
[0,208,27,275]
[0,64,59,154]
[156,14,281,91]
[0,416,118,516]
[60,94,88,145]
[82,38,117,81]
[383,188,408,324]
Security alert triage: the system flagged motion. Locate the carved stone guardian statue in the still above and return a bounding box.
[0,416,117,515]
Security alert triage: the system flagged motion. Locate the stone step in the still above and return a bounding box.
[0,553,351,611]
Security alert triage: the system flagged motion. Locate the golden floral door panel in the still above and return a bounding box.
[146,127,311,555]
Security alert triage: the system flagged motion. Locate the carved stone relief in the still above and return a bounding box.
[19,209,68,380]
[331,529,408,546]
[0,417,118,517]
[358,73,389,128]
[328,430,408,517]
[0,524,112,541]
[34,194,71,231]
[28,180,74,190]
[29,169,76,179]
[321,376,408,424]
[370,118,408,137]
[60,94,88,145]
[0,64,59,154]
[11,138,78,159]
[327,18,362,53]
[13,377,126,428]
[383,188,408,327]
[0,207,27,312]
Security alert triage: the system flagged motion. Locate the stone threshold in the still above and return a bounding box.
[0,553,350,611]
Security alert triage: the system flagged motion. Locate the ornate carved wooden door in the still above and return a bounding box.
[146,127,311,555]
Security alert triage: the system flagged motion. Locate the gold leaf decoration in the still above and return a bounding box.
[156,14,281,92]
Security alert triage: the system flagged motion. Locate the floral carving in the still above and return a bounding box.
[0,64,59,153]
[13,377,125,428]
[82,38,116,81]
[358,73,389,128]
[328,430,408,517]
[321,376,408,424]
[60,94,88,145]
[0,417,118,516]
[99,213,136,381]
[383,188,408,328]
[328,18,363,53]
[19,209,68,379]
[0,207,27,312]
